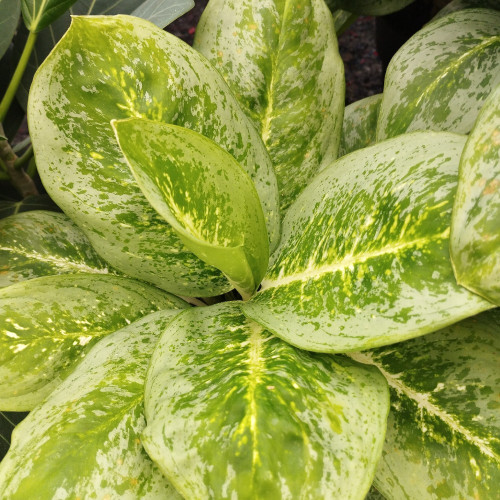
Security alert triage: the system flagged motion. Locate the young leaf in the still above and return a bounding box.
[21,0,77,32]
[450,84,500,305]
[376,9,500,140]
[0,210,112,288]
[338,93,382,157]
[0,274,187,411]
[0,310,184,499]
[325,0,416,16]
[0,0,20,60]
[351,309,500,500]
[28,15,280,296]
[142,303,389,500]
[194,0,345,213]
[131,0,194,28]
[113,119,269,299]
[243,132,494,353]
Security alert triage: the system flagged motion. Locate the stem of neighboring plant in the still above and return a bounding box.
[0,31,38,124]
[14,144,34,169]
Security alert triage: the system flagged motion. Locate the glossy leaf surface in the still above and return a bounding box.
[29,15,279,296]
[351,309,500,500]
[0,274,187,410]
[21,0,76,31]
[451,84,500,305]
[377,9,500,140]
[0,0,20,59]
[113,119,269,298]
[243,132,493,353]
[0,310,184,499]
[339,93,382,158]
[194,0,344,213]
[325,0,416,15]
[143,303,389,500]
[0,210,112,288]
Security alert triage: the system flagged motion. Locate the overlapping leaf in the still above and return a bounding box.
[0,310,184,499]
[451,84,500,305]
[113,119,269,298]
[432,0,500,21]
[0,194,60,220]
[338,93,382,157]
[21,0,77,32]
[376,9,500,140]
[0,210,112,288]
[0,0,20,59]
[194,0,344,213]
[351,309,500,500]
[29,15,279,296]
[243,132,493,353]
[143,303,389,500]
[325,0,415,16]
[0,274,187,410]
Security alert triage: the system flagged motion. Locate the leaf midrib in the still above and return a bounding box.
[261,229,450,289]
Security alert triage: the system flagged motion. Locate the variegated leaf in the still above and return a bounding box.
[339,93,382,158]
[432,0,500,21]
[325,0,416,15]
[451,84,500,305]
[350,309,500,500]
[0,0,20,59]
[0,274,187,410]
[0,310,184,499]
[113,119,269,299]
[243,132,494,353]
[22,0,76,32]
[29,15,280,296]
[376,9,500,140]
[142,302,390,500]
[194,0,344,213]
[0,210,112,288]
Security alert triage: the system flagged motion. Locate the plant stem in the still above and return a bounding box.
[0,31,38,124]
[14,144,34,169]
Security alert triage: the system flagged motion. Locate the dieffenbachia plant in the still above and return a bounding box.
[0,0,499,498]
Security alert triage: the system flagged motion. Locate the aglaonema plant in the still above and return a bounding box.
[0,0,499,499]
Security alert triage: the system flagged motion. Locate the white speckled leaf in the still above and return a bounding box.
[432,0,500,21]
[0,310,184,499]
[0,274,187,410]
[113,119,269,298]
[339,93,382,158]
[22,0,76,31]
[0,210,113,288]
[451,84,500,305]
[142,302,389,500]
[28,15,280,296]
[350,309,500,500]
[376,9,500,140]
[194,0,344,213]
[325,0,416,16]
[243,132,494,353]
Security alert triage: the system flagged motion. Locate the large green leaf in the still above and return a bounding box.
[16,0,194,109]
[113,119,269,299]
[0,310,183,499]
[325,0,416,16]
[339,93,382,158]
[194,0,344,213]
[432,0,500,21]
[29,15,280,297]
[0,0,20,59]
[243,132,494,353]
[0,274,187,411]
[0,210,113,288]
[350,309,500,500]
[376,9,500,140]
[21,0,76,32]
[450,84,500,305]
[142,302,389,500]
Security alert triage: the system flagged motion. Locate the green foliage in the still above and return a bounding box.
[0,0,20,60]
[0,0,499,498]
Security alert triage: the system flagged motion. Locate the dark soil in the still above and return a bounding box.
[166,1,384,105]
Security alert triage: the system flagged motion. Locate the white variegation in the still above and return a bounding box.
[0,310,184,499]
[243,132,493,353]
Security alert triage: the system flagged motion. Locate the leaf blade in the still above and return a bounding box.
[0,0,21,59]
